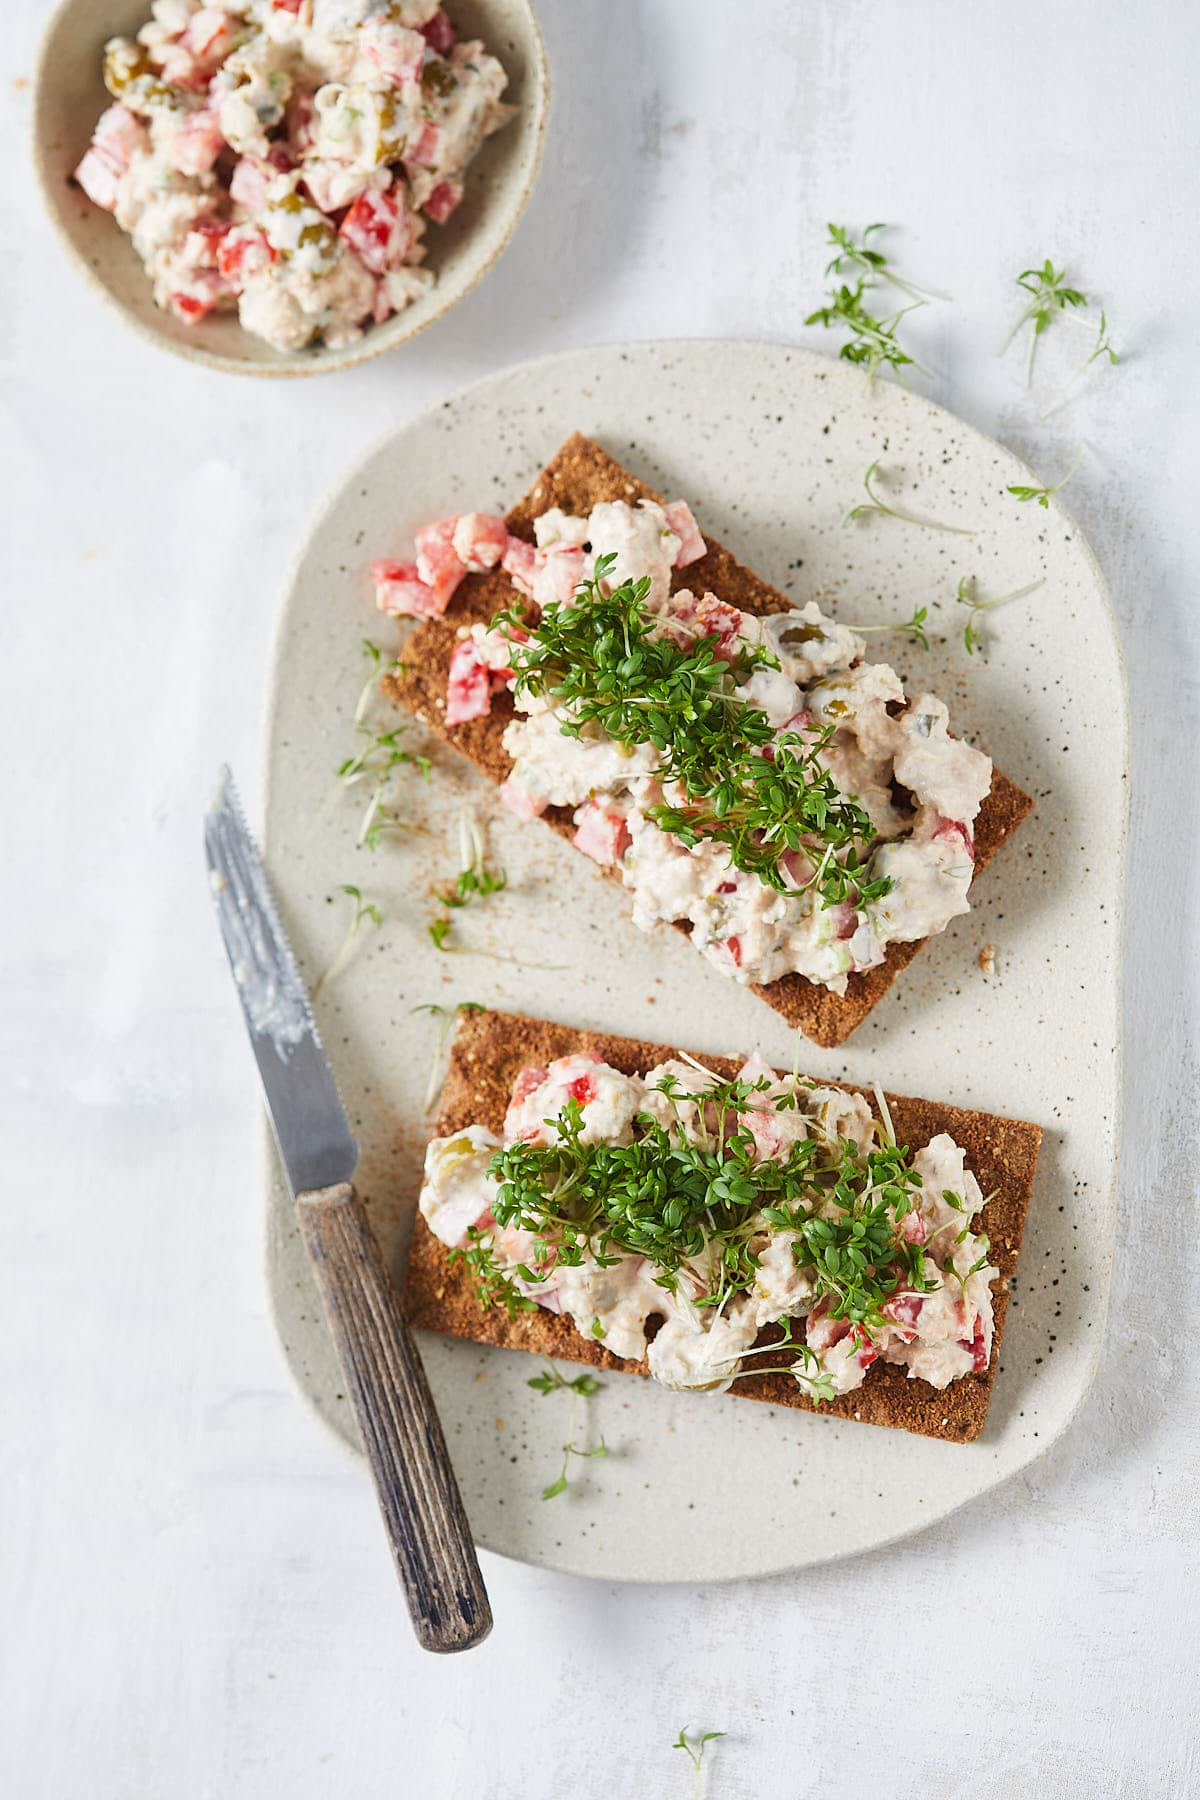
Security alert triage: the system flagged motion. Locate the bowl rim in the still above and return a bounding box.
[30,0,551,379]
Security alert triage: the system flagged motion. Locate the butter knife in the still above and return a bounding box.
[204,767,491,1654]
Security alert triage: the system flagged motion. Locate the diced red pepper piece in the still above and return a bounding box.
[452,513,509,571]
[934,817,975,860]
[414,517,467,606]
[182,7,238,71]
[405,119,444,169]
[960,1318,989,1372]
[663,500,706,567]
[172,108,225,177]
[899,1208,927,1245]
[273,0,303,12]
[423,178,463,224]
[445,640,493,725]
[572,801,631,867]
[371,559,446,620]
[510,1065,549,1106]
[166,270,228,323]
[501,536,539,597]
[215,225,276,289]
[361,19,426,84]
[74,147,121,211]
[568,1073,597,1105]
[230,157,269,213]
[421,9,457,54]
[499,775,547,821]
[883,1290,926,1329]
[661,589,745,662]
[339,187,413,275]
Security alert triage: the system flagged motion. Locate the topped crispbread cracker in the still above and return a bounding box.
[404,1008,1042,1443]
[383,434,1033,1046]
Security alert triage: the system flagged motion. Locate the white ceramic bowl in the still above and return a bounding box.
[32,0,549,377]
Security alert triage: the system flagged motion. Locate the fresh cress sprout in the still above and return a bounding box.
[313,885,381,999]
[823,221,946,302]
[844,604,931,650]
[528,1364,606,1500]
[955,574,1045,656]
[844,460,975,535]
[337,642,429,851]
[446,1225,536,1319]
[540,1437,608,1503]
[807,223,942,383]
[1006,445,1083,509]
[429,813,507,949]
[354,637,406,725]
[1040,311,1119,418]
[495,559,889,909]
[528,1365,602,1397]
[673,1727,726,1797]
[805,284,928,382]
[999,259,1091,385]
[412,1000,486,1112]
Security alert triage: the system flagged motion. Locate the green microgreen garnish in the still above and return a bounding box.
[807,223,939,382]
[338,641,429,851]
[487,1075,935,1337]
[673,1727,726,1796]
[1006,445,1083,510]
[955,574,1045,656]
[1041,310,1119,418]
[446,1224,536,1319]
[805,284,927,382]
[527,1364,606,1500]
[428,916,456,953]
[844,460,975,535]
[528,1365,602,1397]
[541,1437,609,1503]
[429,814,507,949]
[823,222,946,303]
[999,259,1089,385]
[313,884,381,999]
[496,561,888,909]
[412,1000,486,1111]
[354,637,406,725]
[844,604,931,650]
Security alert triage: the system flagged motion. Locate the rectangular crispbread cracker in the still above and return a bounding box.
[404,1008,1043,1443]
[383,434,1034,1047]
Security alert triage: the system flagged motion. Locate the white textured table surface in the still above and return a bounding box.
[3,2,1198,1795]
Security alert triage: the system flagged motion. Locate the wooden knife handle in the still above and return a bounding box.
[294,1182,492,1653]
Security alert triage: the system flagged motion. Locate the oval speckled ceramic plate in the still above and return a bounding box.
[262,341,1126,1581]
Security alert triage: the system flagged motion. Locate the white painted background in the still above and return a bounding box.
[3,1,1198,1794]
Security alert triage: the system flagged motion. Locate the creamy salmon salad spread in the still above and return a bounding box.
[372,494,993,994]
[75,1,513,351]
[420,1051,999,1399]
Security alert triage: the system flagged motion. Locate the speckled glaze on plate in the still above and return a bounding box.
[33,0,548,378]
[262,341,1126,1581]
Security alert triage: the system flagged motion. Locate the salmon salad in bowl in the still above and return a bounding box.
[61,0,525,358]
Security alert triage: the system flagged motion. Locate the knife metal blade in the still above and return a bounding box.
[204,766,358,1197]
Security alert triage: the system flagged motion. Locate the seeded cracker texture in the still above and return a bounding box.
[382,434,1034,1047]
[404,1009,1043,1444]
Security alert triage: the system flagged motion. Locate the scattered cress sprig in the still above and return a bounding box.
[955,575,1045,656]
[844,460,975,535]
[528,1364,607,1500]
[807,223,941,382]
[495,559,889,909]
[1006,445,1083,509]
[313,884,381,999]
[673,1727,726,1796]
